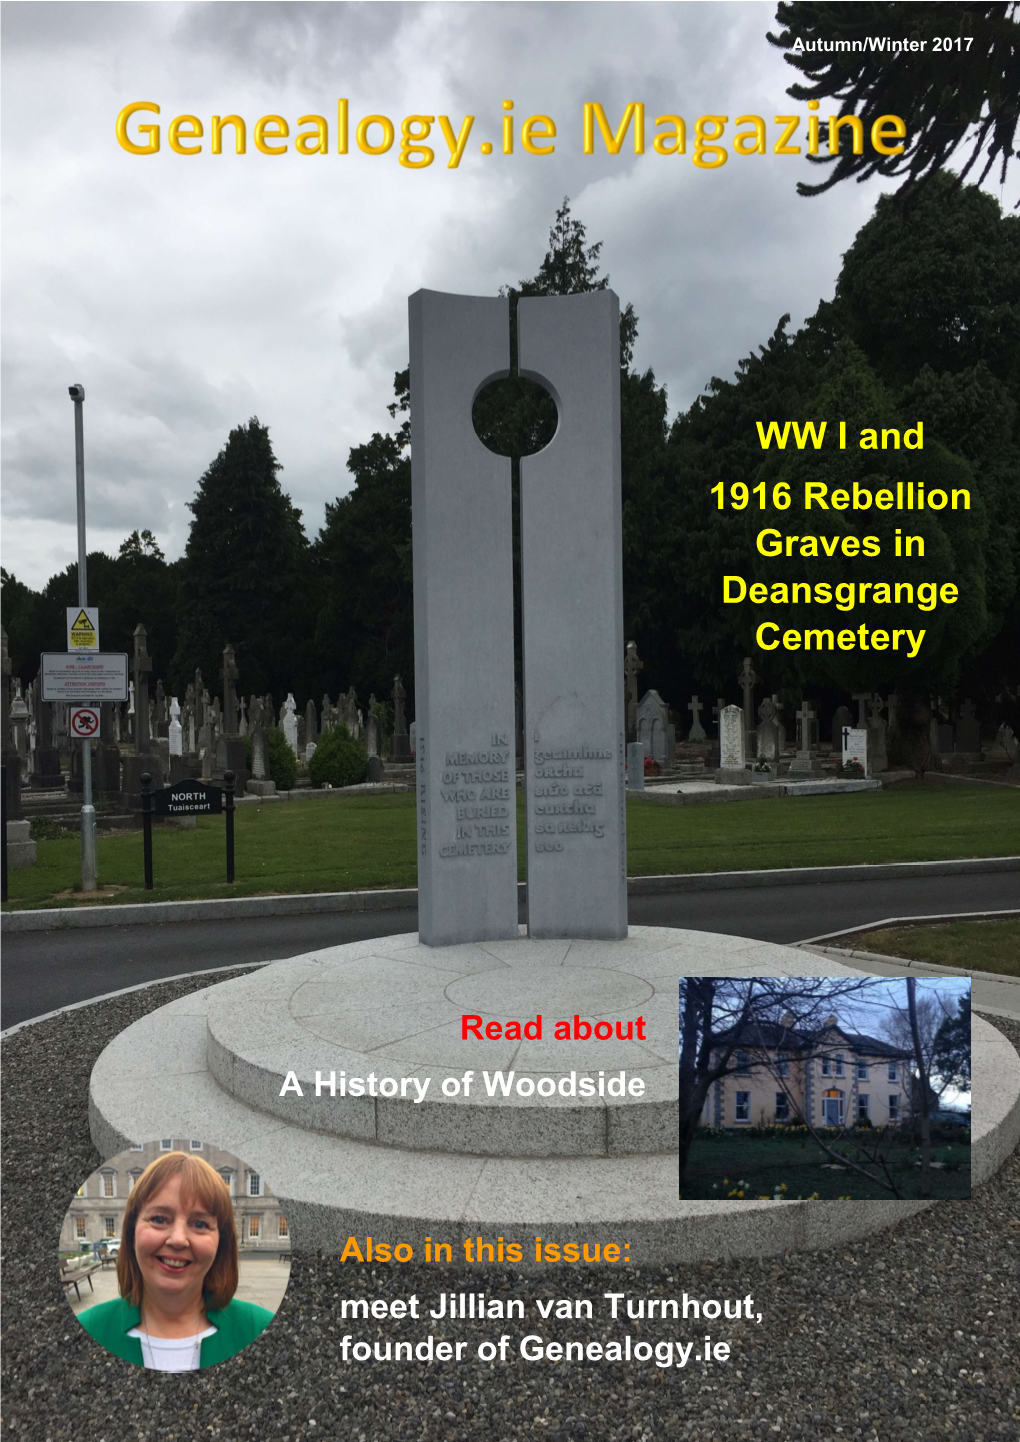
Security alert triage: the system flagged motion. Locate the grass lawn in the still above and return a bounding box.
[681,1133,971,1201]
[5,780,1018,911]
[853,919,1020,979]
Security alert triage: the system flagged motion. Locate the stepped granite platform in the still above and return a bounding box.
[89,926,1020,1266]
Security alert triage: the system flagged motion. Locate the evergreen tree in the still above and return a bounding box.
[172,418,311,703]
[931,994,972,1093]
[767,2,1020,200]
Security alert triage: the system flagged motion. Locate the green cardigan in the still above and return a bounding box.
[79,1295,274,1368]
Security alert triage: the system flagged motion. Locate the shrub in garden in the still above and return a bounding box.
[267,725,298,790]
[308,723,368,789]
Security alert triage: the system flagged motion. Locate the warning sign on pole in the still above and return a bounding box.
[66,606,100,651]
[70,706,101,739]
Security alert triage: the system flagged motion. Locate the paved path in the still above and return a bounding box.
[3,870,1014,1029]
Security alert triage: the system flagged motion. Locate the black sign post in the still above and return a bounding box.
[141,773,236,889]
[141,772,154,890]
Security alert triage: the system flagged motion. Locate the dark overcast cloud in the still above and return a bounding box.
[2,1,1014,588]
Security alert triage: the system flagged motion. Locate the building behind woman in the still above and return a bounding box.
[78,1151,274,1369]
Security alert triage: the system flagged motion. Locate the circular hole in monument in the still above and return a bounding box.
[60,1140,292,1369]
[472,375,558,458]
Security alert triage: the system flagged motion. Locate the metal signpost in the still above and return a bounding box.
[69,385,98,891]
[140,772,236,890]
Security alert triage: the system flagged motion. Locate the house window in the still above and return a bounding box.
[888,1094,900,1121]
[857,1094,870,1122]
[835,1052,844,1077]
[734,1092,750,1122]
[821,1056,831,1076]
[777,1055,789,1077]
[219,1170,234,1195]
[74,1217,87,1240]
[128,1171,142,1193]
[130,1143,144,1152]
[735,1051,750,1075]
[160,1139,173,1151]
[857,1061,868,1080]
[278,1216,289,1238]
[775,1093,790,1122]
[189,1140,203,1152]
[103,1217,117,1238]
[247,1215,261,1240]
[101,1173,116,1198]
[888,1062,898,1081]
[247,1172,262,1198]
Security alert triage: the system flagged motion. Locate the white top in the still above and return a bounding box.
[127,1325,217,1371]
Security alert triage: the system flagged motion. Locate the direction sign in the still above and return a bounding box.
[152,781,223,816]
[70,706,101,739]
[66,606,100,651]
[41,653,128,702]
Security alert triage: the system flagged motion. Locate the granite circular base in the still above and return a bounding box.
[88,926,1020,1266]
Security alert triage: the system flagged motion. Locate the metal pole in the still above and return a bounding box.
[141,772,153,889]
[224,770,235,883]
[70,383,97,892]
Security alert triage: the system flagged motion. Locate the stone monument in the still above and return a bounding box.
[623,641,643,743]
[716,703,747,784]
[738,656,757,759]
[788,699,824,776]
[388,674,411,762]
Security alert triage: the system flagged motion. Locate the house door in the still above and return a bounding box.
[823,1093,843,1127]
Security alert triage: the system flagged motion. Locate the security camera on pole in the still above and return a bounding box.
[70,383,98,891]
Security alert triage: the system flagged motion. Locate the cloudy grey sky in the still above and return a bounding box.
[2,1,1012,590]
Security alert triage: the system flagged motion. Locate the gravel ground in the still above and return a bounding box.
[2,975,1018,1442]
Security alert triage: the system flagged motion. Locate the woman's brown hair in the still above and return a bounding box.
[117,1151,238,1311]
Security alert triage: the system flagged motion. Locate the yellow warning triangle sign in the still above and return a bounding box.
[70,610,94,633]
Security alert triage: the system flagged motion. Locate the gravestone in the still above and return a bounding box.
[409,720,417,756]
[687,694,706,743]
[321,694,335,732]
[168,696,184,782]
[365,696,380,758]
[716,703,747,783]
[281,694,299,756]
[788,699,823,776]
[169,697,183,757]
[624,641,643,743]
[866,695,888,775]
[756,696,782,763]
[626,741,645,791]
[155,680,168,738]
[96,703,121,796]
[937,720,955,755]
[248,696,277,797]
[344,686,361,739]
[841,726,868,772]
[10,682,29,775]
[831,705,854,754]
[29,677,62,789]
[852,692,872,729]
[122,624,158,805]
[518,291,627,939]
[636,689,669,766]
[738,656,757,759]
[238,697,247,737]
[388,674,411,762]
[955,699,981,757]
[304,699,318,758]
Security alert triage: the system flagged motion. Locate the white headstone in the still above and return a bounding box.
[636,689,669,766]
[168,696,183,757]
[841,726,868,773]
[718,704,746,781]
[282,693,299,757]
[627,741,645,791]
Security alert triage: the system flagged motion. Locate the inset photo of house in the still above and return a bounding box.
[678,976,971,1201]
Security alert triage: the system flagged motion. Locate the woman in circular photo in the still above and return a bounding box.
[78,1150,274,1369]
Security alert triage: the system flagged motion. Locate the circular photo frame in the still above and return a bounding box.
[60,1139,291,1370]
